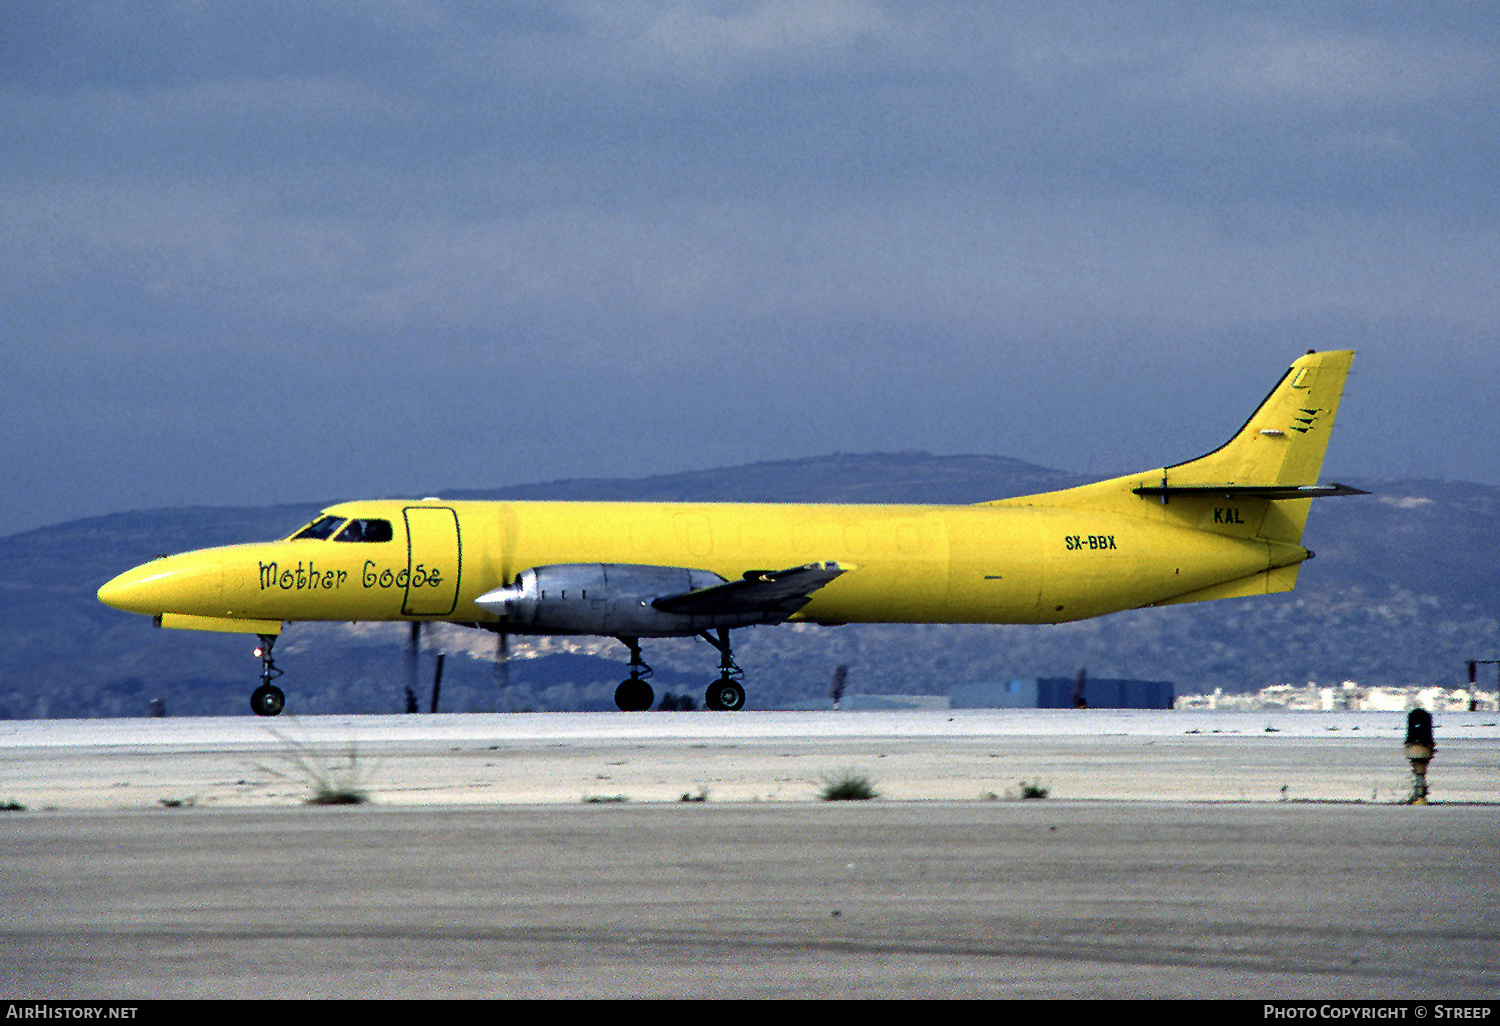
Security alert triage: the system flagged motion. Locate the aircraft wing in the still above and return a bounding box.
[652,562,847,621]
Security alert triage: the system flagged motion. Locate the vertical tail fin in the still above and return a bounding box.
[1150,349,1358,545]
[988,350,1360,546]
[1163,349,1355,489]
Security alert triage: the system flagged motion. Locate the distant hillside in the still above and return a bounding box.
[0,454,1494,718]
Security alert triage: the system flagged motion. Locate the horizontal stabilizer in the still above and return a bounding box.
[1132,482,1369,502]
[652,562,847,619]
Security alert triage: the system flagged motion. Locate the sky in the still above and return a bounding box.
[3,1,1498,536]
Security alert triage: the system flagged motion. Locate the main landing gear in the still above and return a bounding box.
[611,629,747,712]
[250,633,286,717]
[613,636,655,712]
[701,628,746,712]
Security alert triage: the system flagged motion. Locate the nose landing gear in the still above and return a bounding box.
[250,633,285,717]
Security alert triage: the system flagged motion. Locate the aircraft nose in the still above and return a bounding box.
[98,559,172,614]
[97,554,223,615]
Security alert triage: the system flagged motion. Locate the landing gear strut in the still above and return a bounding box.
[701,628,746,712]
[613,636,655,711]
[611,630,748,712]
[250,633,285,717]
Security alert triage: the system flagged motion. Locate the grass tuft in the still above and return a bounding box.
[258,730,371,806]
[306,781,370,805]
[818,771,879,801]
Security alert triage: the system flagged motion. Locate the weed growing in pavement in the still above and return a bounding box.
[818,771,879,801]
[257,729,371,805]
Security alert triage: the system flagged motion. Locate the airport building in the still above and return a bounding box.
[950,677,1175,710]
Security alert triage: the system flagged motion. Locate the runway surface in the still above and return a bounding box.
[0,708,1496,807]
[1,710,1496,998]
[4,801,1496,999]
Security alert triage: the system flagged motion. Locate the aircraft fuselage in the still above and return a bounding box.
[99,495,1307,631]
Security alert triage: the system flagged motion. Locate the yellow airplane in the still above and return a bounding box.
[98,349,1363,715]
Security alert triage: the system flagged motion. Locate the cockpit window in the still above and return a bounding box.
[290,515,346,541]
[334,518,394,543]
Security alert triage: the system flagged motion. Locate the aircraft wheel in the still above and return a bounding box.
[614,679,654,712]
[705,679,745,712]
[250,683,285,717]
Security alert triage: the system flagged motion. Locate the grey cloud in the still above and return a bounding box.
[1,1,1497,534]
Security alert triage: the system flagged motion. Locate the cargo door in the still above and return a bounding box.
[403,506,461,616]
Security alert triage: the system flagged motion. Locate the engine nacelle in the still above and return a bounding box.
[476,563,750,637]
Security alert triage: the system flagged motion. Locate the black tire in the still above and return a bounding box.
[250,684,285,717]
[614,679,654,712]
[705,679,745,712]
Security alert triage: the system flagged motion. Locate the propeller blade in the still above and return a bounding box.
[430,652,445,714]
[494,629,511,690]
[404,621,421,713]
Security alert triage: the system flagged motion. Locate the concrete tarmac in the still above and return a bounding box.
[3,802,1497,1000]
[3,708,1497,807]
[1,710,1496,999]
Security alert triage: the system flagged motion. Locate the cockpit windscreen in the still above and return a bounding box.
[290,515,345,540]
[335,519,394,543]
